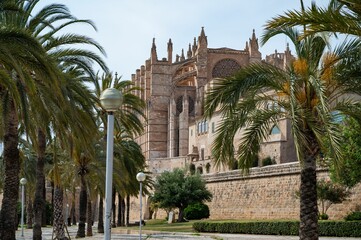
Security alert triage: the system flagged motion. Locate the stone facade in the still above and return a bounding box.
[128,163,361,222]
[132,28,296,173]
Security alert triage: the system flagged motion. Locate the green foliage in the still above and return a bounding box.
[261,156,275,166]
[345,206,361,221]
[46,201,53,225]
[319,213,329,220]
[345,211,361,221]
[193,221,361,237]
[184,203,210,220]
[317,179,350,217]
[189,164,196,175]
[151,168,212,221]
[330,117,361,188]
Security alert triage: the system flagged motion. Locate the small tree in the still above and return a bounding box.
[330,117,361,188]
[317,179,350,219]
[151,168,212,222]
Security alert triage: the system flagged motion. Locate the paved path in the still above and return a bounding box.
[15,225,361,240]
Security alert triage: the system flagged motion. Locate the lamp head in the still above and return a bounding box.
[20,178,27,185]
[136,172,146,182]
[100,88,123,112]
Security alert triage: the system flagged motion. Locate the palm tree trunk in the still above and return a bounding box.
[53,186,67,240]
[121,198,125,226]
[33,129,46,240]
[299,152,319,240]
[126,195,130,226]
[76,175,87,238]
[71,192,77,225]
[117,193,122,226]
[86,195,93,236]
[27,198,34,229]
[0,99,20,240]
[97,194,104,233]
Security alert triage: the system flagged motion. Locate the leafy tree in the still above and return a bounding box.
[317,179,350,219]
[330,117,361,188]
[152,168,212,222]
[204,26,361,239]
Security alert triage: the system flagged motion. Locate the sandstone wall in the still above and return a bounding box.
[203,162,361,220]
[127,162,361,222]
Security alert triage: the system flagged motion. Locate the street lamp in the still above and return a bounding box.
[100,88,123,240]
[136,172,146,240]
[20,177,27,237]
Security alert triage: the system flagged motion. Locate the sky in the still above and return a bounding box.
[37,0,328,80]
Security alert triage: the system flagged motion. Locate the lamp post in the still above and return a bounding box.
[100,88,123,240]
[136,172,146,240]
[20,177,27,237]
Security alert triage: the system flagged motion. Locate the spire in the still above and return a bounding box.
[197,27,208,50]
[248,29,261,62]
[151,38,158,63]
[180,49,185,61]
[167,38,173,63]
[187,43,192,59]
[249,29,259,51]
[245,41,249,51]
[285,42,290,54]
[192,37,197,56]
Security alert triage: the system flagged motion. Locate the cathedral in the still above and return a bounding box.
[131,28,297,174]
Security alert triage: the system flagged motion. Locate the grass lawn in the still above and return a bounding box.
[123,219,199,232]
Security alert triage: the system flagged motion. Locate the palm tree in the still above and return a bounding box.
[92,72,147,230]
[265,0,361,37]
[0,4,60,239]
[204,28,361,240]
[3,1,107,239]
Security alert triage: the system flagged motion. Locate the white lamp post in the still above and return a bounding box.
[100,88,123,240]
[20,177,27,237]
[136,172,146,240]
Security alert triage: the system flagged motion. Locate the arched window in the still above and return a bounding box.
[270,125,281,135]
[212,59,241,78]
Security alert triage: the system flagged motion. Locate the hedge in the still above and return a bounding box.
[192,221,361,237]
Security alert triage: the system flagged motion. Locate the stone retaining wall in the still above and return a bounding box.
[130,162,361,222]
[203,162,361,220]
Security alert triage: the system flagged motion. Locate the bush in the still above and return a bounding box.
[193,220,361,237]
[345,211,361,221]
[319,213,329,220]
[184,202,210,220]
[262,156,275,166]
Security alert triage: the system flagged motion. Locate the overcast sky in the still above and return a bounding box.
[37,0,328,80]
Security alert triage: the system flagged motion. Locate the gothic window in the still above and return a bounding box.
[205,163,211,173]
[270,125,281,135]
[212,59,241,78]
[197,166,203,174]
[176,96,195,116]
[176,96,183,114]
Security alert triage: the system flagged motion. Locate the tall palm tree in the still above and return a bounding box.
[3,1,107,239]
[0,4,60,239]
[266,0,361,37]
[204,28,361,240]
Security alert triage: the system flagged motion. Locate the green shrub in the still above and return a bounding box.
[319,213,329,220]
[345,211,361,221]
[193,220,361,237]
[184,202,210,220]
[262,156,275,166]
[189,164,196,175]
